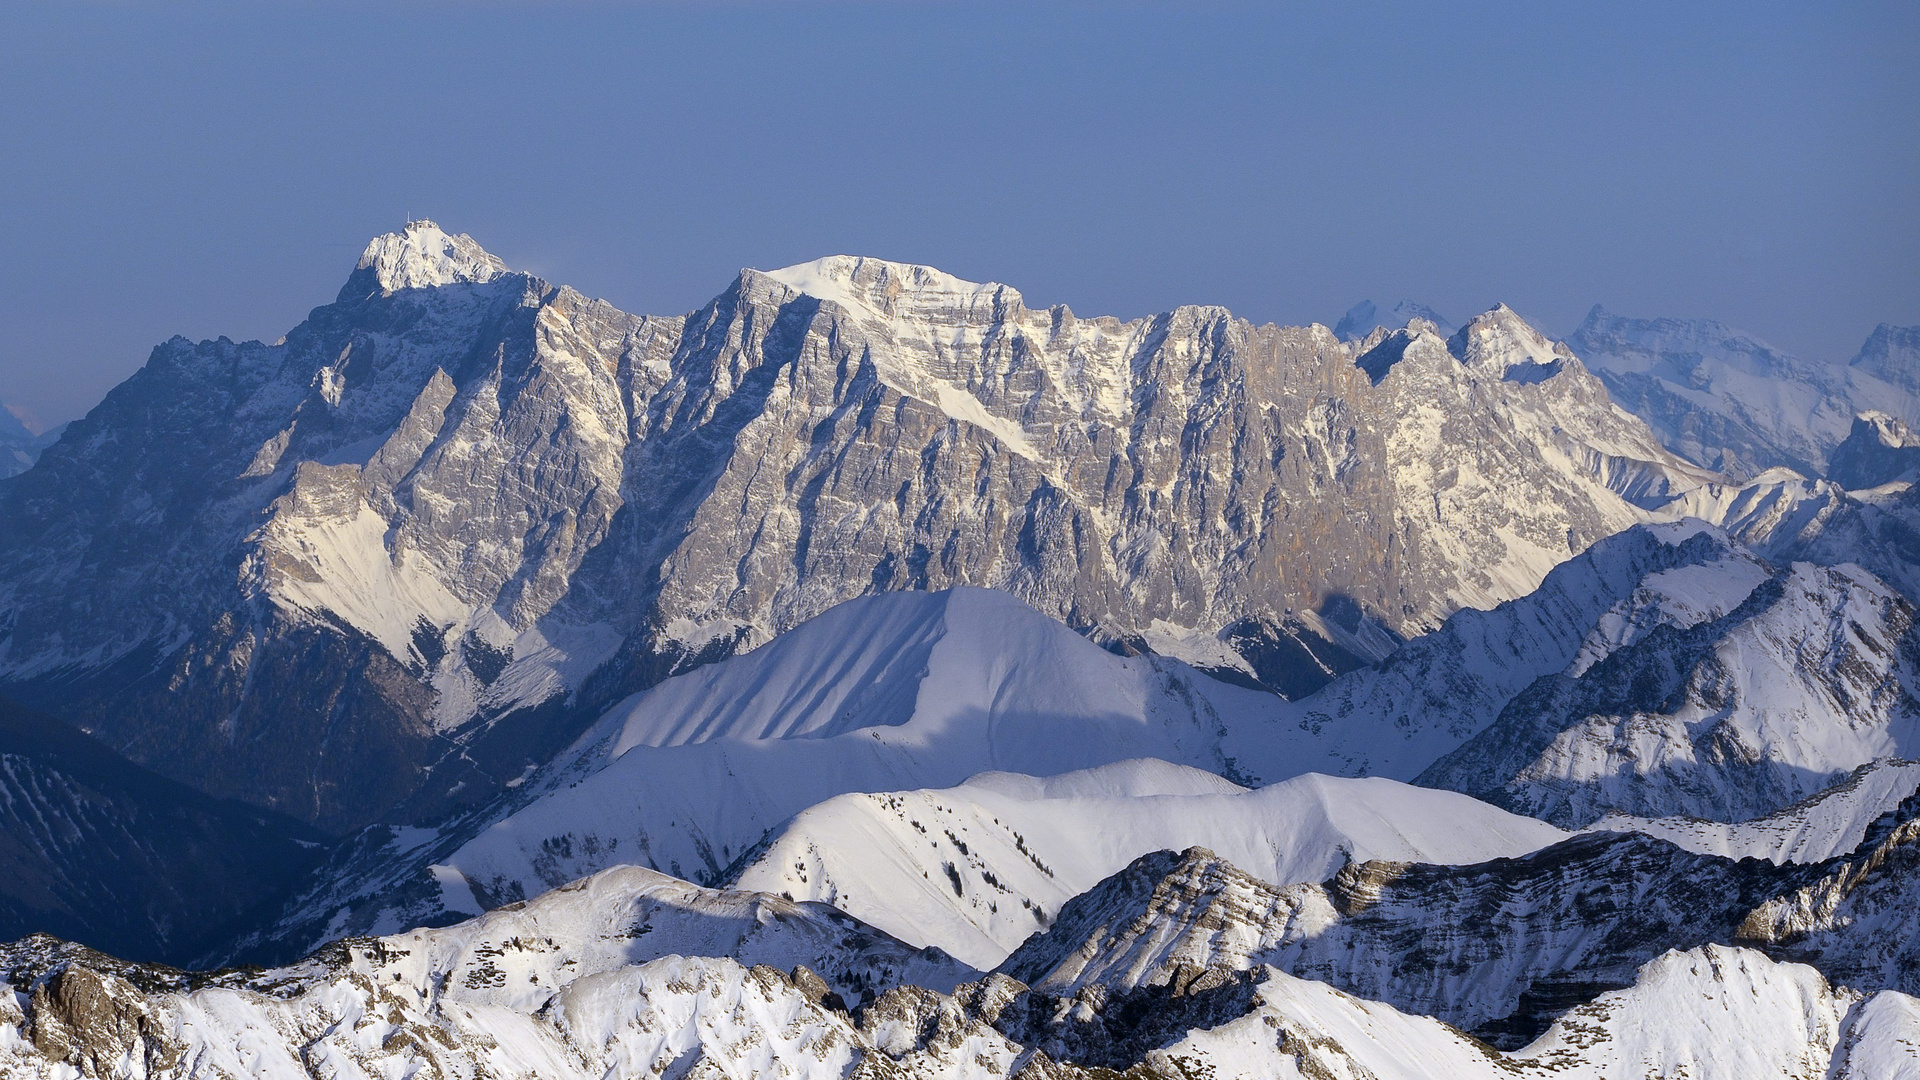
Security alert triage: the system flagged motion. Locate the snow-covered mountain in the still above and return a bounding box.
[0,408,61,479]
[1583,758,1920,864]
[1740,796,1920,1000]
[724,761,1566,967]
[992,822,1920,1051]
[240,520,1830,961]
[1331,298,1456,340]
[0,222,1715,832]
[0,863,980,1080]
[1829,411,1920,490]
[5,219,1920,1077]
[1567,306,1920,479]
[8,841,1920,1079]
[1851,322,1920,394]
[240,587,1292,960]
[1420,558,1920,825]
[1151,947,1908,1080]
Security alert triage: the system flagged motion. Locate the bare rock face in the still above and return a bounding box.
[1827,411,1920,490]
[0,226,1699,830]
[994,838,1830,1050]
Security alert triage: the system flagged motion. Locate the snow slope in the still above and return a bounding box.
[1568,305,1920,479]
[1156,947,1900,1080]
[257,586,1296,954]
[0,859,991,1079]
[1239,519,1767,781]
[1586,758,1920,863]
[258,523,1778,958]
[727,761,1567,967]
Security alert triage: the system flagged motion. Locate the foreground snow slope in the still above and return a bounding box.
[2,863,983,1080]
[1157,947,1917,1080]
[8,878,1917,1079]
[728,761,1566,967]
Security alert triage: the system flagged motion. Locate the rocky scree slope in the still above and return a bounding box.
[0,222,1710,832]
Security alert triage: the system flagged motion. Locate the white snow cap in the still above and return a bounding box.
[1449,303,1574,374]
[1855,410,1920,449]
[355,219,509,292]
[759,255,1014,319]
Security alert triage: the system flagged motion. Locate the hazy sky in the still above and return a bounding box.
[1,1,1914,427]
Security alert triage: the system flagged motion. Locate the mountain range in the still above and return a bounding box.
[2,221,1919,1078]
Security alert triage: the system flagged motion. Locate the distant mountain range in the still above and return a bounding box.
[3,223,1919,1078]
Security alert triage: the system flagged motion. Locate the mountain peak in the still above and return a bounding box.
[1828,411,1920,489]
[1850,322,1920,394]
[755,255,1015,321]
[1334,299,1456,341]
[341,219,509,300]
[1447,303,1571,377]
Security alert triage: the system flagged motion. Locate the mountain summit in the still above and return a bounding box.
[340,218,509,299]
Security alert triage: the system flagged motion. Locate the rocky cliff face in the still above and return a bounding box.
[0,223,1701,831]
[1828,411,1920,490]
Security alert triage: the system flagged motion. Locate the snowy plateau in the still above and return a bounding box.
[1,221,1919,1077]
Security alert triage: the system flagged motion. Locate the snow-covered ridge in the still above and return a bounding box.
[10,874,1914,1080]
[993,831,1920,1051]
[1423,557,1920,825]
[1585,759,1920,864]
[760,255,1012,319]
[1569,305,1920,479]
[727,762,1566,967]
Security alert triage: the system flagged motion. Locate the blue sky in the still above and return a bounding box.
[1,0,1914,426]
